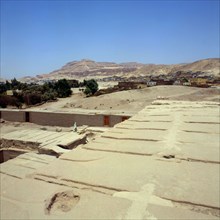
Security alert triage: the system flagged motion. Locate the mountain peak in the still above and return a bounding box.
[80,59,95,62]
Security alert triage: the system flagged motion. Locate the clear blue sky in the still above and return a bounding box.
[1,0,219,79]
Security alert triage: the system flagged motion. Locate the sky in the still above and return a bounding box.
[1,0,219,79]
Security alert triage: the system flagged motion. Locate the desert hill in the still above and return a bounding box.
[170,58,220,75]
[37,59,144,81]
[19,58,219,82]
[132,58,220,77]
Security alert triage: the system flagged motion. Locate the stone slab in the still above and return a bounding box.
[33,151,220,208]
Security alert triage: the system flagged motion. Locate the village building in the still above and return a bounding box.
[147,81,157,87]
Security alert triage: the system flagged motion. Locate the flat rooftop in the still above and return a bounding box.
[0,100,219,219]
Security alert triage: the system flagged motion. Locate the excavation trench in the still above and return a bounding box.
[0,149,30,164]
[0,139,61,163]
[0,139,39,164]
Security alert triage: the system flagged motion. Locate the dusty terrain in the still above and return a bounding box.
[28,86,220,114]
[1,81,219,220]
[1,100,219,219]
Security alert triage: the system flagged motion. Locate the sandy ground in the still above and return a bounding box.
[1,101,219,220]
[28,86,220,114]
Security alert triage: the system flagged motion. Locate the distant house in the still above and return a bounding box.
[173,80,181,85]
[6,90,13,96]
[6,89,22,96]
[190,78,207,85]
[118,82,138,89]
[163,79,175,85]
[183,82,191,86]
[116,81,147,90]
[152,79,174,85]
[137,83,147,89]
[147,81,157,87]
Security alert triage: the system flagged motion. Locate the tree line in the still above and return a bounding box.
[0,78,98,108]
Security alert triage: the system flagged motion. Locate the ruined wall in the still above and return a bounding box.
[0,109,130,127]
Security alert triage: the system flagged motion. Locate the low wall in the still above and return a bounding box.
[29,112,105,127]
[1,110,25,122]
[0,109,131,127]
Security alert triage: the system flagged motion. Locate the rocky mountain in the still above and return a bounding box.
[170,58,220,75]
[37,59,144,81]
[132,58,220,77]
[20,58,219,82]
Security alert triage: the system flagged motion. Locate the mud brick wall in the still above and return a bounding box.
[0,110,25,122]
[0,109,130,127]
[109,115,125,127]
[29,112,104,127]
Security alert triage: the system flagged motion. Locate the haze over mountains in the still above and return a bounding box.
[19,58,220,82]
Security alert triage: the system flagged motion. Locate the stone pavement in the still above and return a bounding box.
[1,128,86,156]
[0,101,219,219]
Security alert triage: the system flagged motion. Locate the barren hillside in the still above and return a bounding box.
[38,59,144,80]
[19,58,220,83]
[170,58,220,75]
